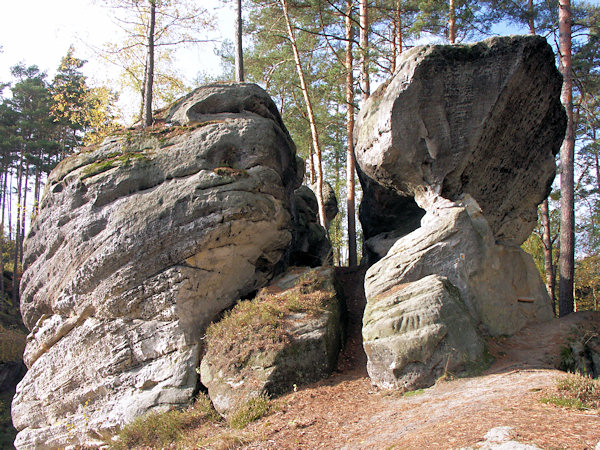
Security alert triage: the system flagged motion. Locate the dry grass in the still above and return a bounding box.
[110,394,219,449]
[204,268,336,371]
[541,373,600,410]
[0,324,26,363]
[227,395,271,430]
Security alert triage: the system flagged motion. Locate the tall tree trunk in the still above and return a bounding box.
[359,0,370,102]
[20,164,29,265]
[558,0,575,317]
[143,0,156,128]
[12,154,23,305]
[279,0,327,229]
[391,1,402,73]
[346,0,357,267]
[8,169,12,242]
[449,0,457,43]
[541,199,555,310]
[308,145,316,184]
[527,0,535,34]
[0,167,7,297]
[235,0,244,82]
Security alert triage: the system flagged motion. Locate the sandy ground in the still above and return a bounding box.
[236,268,600,449]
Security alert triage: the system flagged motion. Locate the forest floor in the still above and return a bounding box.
[215,266,600,450]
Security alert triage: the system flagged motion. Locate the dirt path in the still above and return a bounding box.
[240,268,600,449]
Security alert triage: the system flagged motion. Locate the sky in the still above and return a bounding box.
[0,0,234,119]
[2,0,600,119]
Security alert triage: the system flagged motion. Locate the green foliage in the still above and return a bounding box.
[402,388,425,397]
[111,394,219,449]
[227,394,271,429]
[574,255,600,311]
[540,373,600,410]
[0,390,17,449]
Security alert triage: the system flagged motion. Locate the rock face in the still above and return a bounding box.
[356,35,566,246]
[291,185,333,267]
[358,36,566,390]
[200,267,342,416]
[13,83,302,448]
[363,274,484,389]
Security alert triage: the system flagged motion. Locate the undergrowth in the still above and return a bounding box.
[110,393,271,449]
[110,394,219,449]
[540,373,600,410]
[228,394,271,429]
[0,324,26,363]
[0,390,17,449]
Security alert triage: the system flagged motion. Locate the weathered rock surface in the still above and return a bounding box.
[365,196,554,337]
[363,274,484,390]
[13,83,302,448]
[355,35,566,246]
[311,181,339,227]
[200,267,342,416]
[291,185,333,267]
[357,36,565,390]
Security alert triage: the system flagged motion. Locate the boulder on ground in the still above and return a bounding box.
[365,196,554,337]
[200,267,342,416]
[363,274,484,390]
[13,83,301,448]
[356,36,566,390]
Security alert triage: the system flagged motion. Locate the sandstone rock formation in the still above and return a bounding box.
[200,267,342,416]
[357,36,566,390]
[291,185,334,267]
[356,35,566,246]
[13,83,303,448]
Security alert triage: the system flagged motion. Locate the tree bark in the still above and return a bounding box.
[346,0,357,267]
[235,0,244,82]
[449,0,457,43]
[279,0,327,230]
[0,167,7,297]
[12,153,23,304]
[359,0,370,102]
[527,0,535,34]
[143,0,156,128]
[540,199,555,311]
[558,0,575,317]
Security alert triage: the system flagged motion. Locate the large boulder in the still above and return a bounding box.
[364,196,554,338]
[200,267,342,416]
[357,36,566,390]
[355,35,566,246]
[363,274,484,390]
[13,83,302,448]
